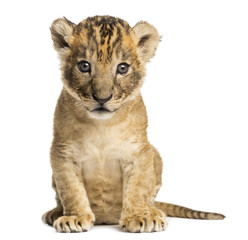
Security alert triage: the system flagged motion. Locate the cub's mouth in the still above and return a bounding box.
[92,107,111,113]
[87,106,118,120]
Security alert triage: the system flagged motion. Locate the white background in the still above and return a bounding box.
[0,0,247,239]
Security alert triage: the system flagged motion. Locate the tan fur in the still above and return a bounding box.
[42,16,224,233]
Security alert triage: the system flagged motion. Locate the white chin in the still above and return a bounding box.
[87,111,115,120]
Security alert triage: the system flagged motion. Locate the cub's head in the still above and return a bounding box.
[51,16,160,119]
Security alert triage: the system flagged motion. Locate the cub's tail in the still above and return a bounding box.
[155,201,225,220]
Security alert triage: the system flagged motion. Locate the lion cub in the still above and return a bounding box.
[42,16,224,233]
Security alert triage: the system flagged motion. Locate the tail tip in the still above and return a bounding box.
[209,213,226,220]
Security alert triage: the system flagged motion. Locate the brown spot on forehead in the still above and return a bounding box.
[72,16,137,63]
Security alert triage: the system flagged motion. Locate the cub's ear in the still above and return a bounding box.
[133,21,160,63]
[50,17,75,53]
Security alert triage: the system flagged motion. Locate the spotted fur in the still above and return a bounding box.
[42,16,225,233]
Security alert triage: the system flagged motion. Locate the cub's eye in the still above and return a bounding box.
[117,63,130,75]
[78,61,91,73]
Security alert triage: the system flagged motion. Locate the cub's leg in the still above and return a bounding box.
[42,176,63,226]
[120,145,167,233]
[50,143,95,233]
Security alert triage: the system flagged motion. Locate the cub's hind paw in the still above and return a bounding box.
[42,207,63,226]
[53,214,95,233]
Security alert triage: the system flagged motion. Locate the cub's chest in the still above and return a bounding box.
[75,126,139,177]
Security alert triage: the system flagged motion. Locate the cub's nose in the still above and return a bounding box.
[92,94,113,104]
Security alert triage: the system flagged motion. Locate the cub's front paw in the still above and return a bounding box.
[53,214,95,233]
[42,207,63,226]
[120,209,167,233]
